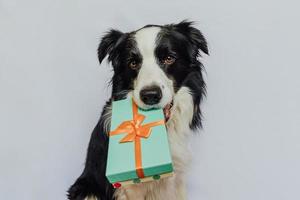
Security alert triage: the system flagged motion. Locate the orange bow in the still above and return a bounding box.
[109,99,165,178]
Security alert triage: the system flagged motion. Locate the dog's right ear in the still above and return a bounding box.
[97,29,124,64]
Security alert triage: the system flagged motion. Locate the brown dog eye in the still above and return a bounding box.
[163,56,175,65]
[129,60,138,69]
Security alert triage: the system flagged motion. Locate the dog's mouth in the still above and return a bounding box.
[131,93,173,121]
[163,101,173,122]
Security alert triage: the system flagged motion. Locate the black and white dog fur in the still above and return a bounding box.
[68,21,208,200]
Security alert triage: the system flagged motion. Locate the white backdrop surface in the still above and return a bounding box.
[1,0,300,199]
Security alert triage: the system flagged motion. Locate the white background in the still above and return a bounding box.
[1,0,300,199]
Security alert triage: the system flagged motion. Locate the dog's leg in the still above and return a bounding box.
[114,184,147,200]
[125,185,147,200]
[68,101,114,200]
[141,177,178,200]
[175,175,188,200]
[84,196,98,200]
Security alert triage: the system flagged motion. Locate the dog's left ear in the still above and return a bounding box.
[97,29,124,64]
[175,20,209,55]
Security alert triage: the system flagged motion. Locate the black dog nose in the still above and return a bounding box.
[140,86,162,105]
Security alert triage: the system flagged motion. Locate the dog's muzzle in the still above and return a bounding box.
[138,85,173,121]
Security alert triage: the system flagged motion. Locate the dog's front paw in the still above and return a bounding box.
[67,176,99,200]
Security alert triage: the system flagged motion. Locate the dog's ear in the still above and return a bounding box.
[175,20,209,55]
[97,29,124,64]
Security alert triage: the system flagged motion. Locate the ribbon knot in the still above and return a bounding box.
[110,102,164,143]
[109,99,165,178]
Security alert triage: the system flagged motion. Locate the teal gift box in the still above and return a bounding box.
[106,98,173,188]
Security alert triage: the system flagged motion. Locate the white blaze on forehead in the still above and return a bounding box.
[134,27,162,91]
[133,26,174,109]
[134,26,161,58]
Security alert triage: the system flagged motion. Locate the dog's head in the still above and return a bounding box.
[98,21,208,128]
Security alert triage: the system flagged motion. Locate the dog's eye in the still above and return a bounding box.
[129,60,139,70]
[163,56,176,65]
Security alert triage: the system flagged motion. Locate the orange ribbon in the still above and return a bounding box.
[109,99,165,178]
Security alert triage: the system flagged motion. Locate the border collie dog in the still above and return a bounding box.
[68,21,208,200]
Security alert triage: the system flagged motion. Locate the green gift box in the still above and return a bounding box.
[106,98,173,188]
